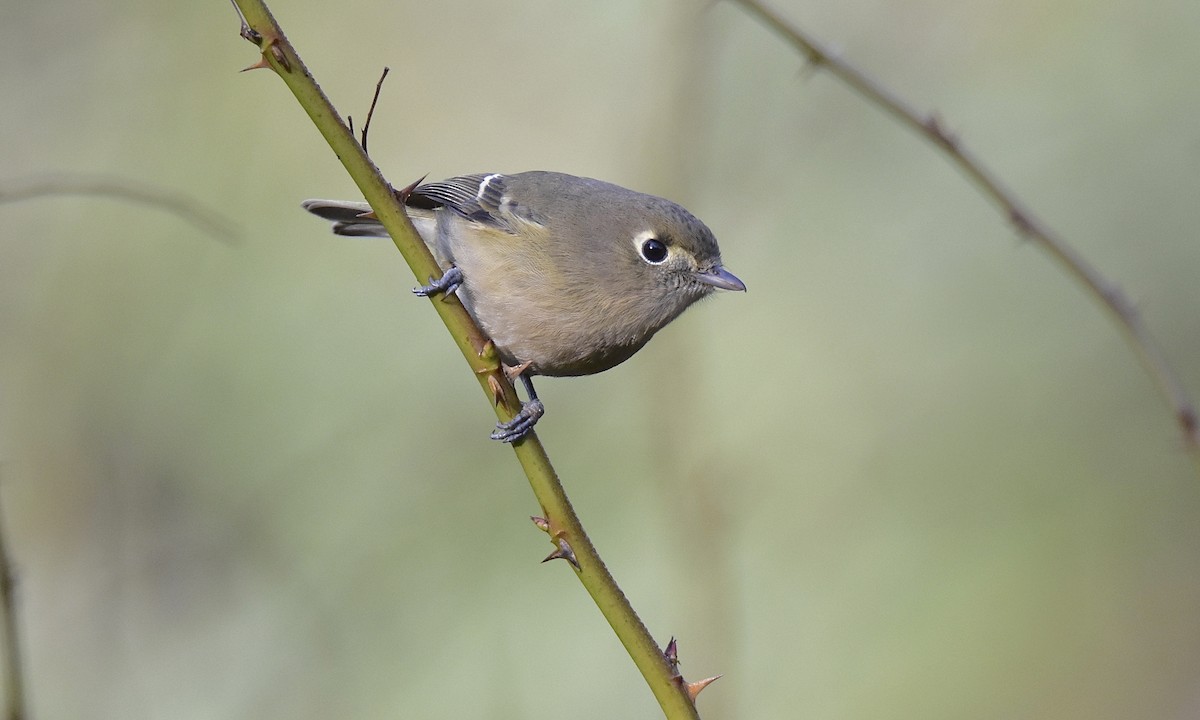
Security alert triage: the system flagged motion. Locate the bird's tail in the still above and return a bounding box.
[301,199,388,237]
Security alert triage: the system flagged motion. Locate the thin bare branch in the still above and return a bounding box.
[731,0,1200,459]
[0,175,241,244]
[360,66,390,156]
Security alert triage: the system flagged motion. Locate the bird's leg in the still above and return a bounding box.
[412,265,463,298]
[490,368,545,443]
[411,268,540,441]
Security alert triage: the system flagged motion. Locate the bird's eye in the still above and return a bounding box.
[640,237,669,264]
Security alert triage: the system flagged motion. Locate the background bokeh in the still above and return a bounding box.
[2,1,1199,718]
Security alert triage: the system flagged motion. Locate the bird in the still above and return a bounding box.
[303,171,745,442]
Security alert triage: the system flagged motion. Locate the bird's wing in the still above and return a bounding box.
[407,173,545,234]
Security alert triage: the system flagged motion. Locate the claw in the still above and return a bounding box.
[490,398,544,443]
[413,265,463,298]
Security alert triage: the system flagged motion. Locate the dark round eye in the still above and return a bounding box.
[640,237,668,264]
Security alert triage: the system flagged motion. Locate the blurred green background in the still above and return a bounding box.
[2,1,1199,718]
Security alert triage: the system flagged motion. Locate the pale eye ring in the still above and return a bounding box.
[640,237,669,264]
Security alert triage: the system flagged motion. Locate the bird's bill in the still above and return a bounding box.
[693,266,746,292]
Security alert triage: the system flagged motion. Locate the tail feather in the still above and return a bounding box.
[301,199,388,238]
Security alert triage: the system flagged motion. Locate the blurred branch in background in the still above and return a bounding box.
[731,0,1200,472]
[0,482,27,720]
[0,174,241,245]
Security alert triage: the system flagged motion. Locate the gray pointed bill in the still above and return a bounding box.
[694,266,746,292]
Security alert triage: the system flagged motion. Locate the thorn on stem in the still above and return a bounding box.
[1009,208,1035,237]
[923,113,957,151]
[503,360,533,381]
[541,537,579,570]
[796,44,826,78]
[475,341,505,403]
[240,56,271,73]
[684,675,722,702]
[394,174,427,203]
[1180,408,1198,441]
[486,374,504,406]
[530,516,551,533]
[665,635,720,702]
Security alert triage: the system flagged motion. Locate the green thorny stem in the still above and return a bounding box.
[733,0,1200,476]
[228,2,711,718]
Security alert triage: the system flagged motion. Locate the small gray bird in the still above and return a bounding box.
[304,171,745,442]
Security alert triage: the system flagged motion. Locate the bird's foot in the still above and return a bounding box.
[490,398,545,443]
[413,265,463,297]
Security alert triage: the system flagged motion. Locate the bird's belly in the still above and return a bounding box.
[437,223,656,377]
[459,287,647,377]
